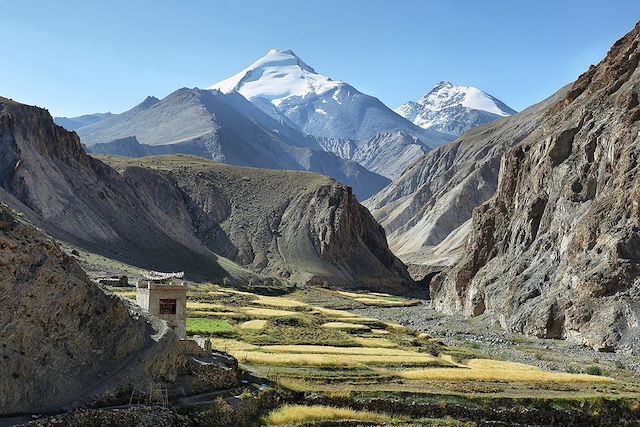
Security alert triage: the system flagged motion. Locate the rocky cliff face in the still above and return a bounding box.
[432,22,640,352]
[0,97,410,290]
[0,205,237,415]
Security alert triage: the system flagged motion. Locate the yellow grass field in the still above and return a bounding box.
[259,345,431,357]
[354,297,419,307]
[188,311,244,319]
[217,287,255,296]
[241,307,302,318]
[111,290,137,299]
[311,307,359,318]
[264,405,391,425]
[335,291,420,307]
[209,338,258,352]
[240,319,268,330]
[353,337,398,348]
[252,296,308,308]
[206,290,228,296]
[233,351,440,367]
[398,359,617,383]
[186,301,226,311]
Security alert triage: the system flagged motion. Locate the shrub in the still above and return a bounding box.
[263,405,390,425]
[585,366,603,376]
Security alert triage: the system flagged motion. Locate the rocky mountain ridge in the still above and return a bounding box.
[318,132,431,179]
[432,21,640,352]
[75,87,389,200]
[365,89,565,263]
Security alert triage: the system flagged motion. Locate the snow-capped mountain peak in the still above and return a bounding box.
[208,48,341,105]
[208,50,454,144]
[417,81,513,116]
[395,82,516,136]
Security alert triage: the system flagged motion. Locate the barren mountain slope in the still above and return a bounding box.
[365,88,566,262]
[433,22,640,352]
[78,88,390,200]
[102,156,412,292]
[0,96,243,280]
[0,205,237,415]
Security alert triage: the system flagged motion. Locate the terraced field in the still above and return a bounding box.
[108,284,640,425]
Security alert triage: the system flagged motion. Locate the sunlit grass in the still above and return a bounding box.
[354,297,420,307]
[187,310,245,319]
[206,290,228,296]
[217,287,255,296]
[353,337,398,348]
[335,290,420,307]
[259,345,430,357]
[209,338,258,352]
[252,296,308,308]
[111,289,137,299]
[187,301,227,311]
[398,359,617,383]
[264,404,391,426]
[240,319,268,330]
[241,307,303,318]
[233,351,441,367]
[311,307,359,318]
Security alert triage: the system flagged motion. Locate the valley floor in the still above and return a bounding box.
[26,246,640,426]
[106,280,640,426]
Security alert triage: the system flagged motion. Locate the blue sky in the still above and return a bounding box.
[2,0,639,117]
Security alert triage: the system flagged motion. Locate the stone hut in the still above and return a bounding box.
[136,271,187,339]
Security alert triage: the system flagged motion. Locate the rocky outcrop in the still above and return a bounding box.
[0,97,410,290]
[0,205,237,415]
[365,89,566,263]
[433,22,640,352]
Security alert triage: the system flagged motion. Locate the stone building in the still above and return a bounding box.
[136,271,187,339]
